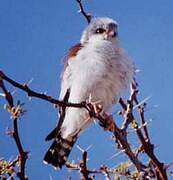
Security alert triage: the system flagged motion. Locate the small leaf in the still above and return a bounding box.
[130,120,138,129]
[113,162,129,175]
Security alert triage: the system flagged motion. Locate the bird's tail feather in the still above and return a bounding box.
[45,127,58,141]
[43,135,77,168]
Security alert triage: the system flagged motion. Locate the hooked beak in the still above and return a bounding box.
[104,27,117,39]
[106,29,117,38]
[106,23,117,38]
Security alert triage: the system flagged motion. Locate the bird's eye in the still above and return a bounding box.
[95,28,106,34]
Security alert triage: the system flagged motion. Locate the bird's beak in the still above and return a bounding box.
[105,28,117,39]
[109,23,117,37]
[107,29,116,37]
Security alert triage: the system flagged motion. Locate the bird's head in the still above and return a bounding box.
[80,17,118,44]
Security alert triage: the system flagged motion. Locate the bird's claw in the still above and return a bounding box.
[100,113,115,132]
[87,94,103,115]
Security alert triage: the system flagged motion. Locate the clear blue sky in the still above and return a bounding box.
[0,0,173,179]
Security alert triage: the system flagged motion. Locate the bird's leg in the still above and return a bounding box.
[101,112,115,132]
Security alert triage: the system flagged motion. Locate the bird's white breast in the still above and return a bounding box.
[68,39,133,109]
[60,39,134,138]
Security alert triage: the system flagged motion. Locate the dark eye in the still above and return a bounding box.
[95,28,105,34]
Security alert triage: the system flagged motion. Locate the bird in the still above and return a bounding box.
[43,17,134,169]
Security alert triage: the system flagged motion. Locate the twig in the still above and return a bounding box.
[131,81,167,179]
[75,0,92,24]
[121,99,134,131]
[116,81,167,179]
[66,153,111,179]
[130,81,167,179]
[138,103,150,142]
[119,98,127,110]
[132,80,150,143]
[79,151,89,180]
[136,127,167,180]
[100,165,111,180]
[86,107,145,172]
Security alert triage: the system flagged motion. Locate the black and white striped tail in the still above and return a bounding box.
[43,135,77,168]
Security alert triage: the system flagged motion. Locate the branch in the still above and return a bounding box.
[0,70,168,179]
[76,0,92,24]
[99,114,145,172]
[66,151,93,180]
[136,127,167,179]
[132,80,150,142]
[132,81,167,179]
[79,151,90,180]
[0,70,86,109]
[66,151,112,180]
[0,77,28,180]
[119,81,167,180]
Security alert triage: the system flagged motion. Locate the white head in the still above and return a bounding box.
[80,17,118,44]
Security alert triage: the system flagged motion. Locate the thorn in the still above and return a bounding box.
[11,89,17,95]
[76,144,84,152]
[49,175,53,180]
[7,174,14,180]
[153,104,159,108]
[135,69,141,73]
[108,149,125,160]
[165,161,173,170]
[88,93,92,103]
[86,144,93,151]
[8,156,14,163]
[0,93,5,97]
[139,119,152,128]
[44,91,47,94]
[128,119,152,133]
[133,96,151,110]
[26,78,34,86]
[6,127,14,137]
[93,119,97,125]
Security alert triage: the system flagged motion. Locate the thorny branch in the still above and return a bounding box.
[79,151,90,180]
[132,83,167,180]
[118,82,167,180]
[0,74,28,180]
[0,69,168,180]
[66,151,111,180]
[0,70,86,109]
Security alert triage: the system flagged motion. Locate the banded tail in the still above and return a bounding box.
[43,135,77,168]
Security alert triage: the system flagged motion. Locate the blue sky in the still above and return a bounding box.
[0,0,173,179]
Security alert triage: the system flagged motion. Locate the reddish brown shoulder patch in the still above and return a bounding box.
[61,43,83,80]
[66,43,83,60]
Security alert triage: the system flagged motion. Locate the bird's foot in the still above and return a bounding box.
[87,94,103,115]
[99,113,115,132]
